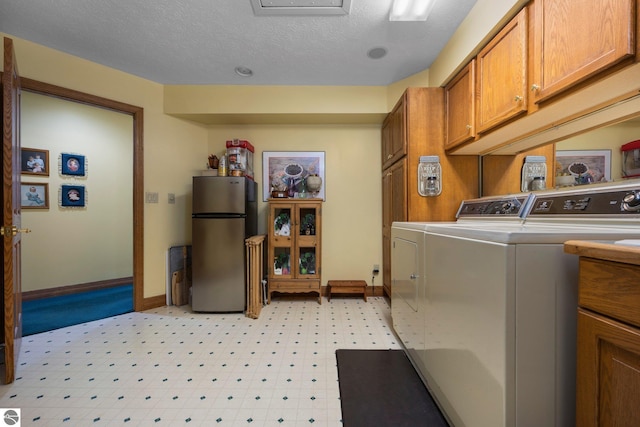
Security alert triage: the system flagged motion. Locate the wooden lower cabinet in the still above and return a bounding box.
[565,241,640,427]
[577,309,640,426]
[267,199,322,304]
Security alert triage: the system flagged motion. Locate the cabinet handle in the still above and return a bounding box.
[387,154,393,160]
[514,95,523,102]
[466,124,472,130]
[531,84,540,92]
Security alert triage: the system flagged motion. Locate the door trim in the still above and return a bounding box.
[18,77,147,311]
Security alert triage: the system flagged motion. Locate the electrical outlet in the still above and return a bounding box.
[372,264,380,275]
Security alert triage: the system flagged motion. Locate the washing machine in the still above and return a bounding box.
[391,180,640,427]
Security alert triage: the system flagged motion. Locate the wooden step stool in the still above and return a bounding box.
[327,280,367,302]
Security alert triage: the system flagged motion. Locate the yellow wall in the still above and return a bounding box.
[207,125,382,285]
[21,91,133,291]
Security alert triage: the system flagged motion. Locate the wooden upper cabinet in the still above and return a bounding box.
[381,95,407,170]
[530,0,636,104]
[476,8,528,134]
[445,60,476,149]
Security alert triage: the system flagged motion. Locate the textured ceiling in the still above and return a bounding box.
[0,0,477,86]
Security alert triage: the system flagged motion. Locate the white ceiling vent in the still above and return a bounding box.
[250,0,352,16]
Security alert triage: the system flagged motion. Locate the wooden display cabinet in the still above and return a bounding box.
[267,199,322,304]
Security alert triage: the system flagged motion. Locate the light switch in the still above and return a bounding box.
[145,192,159,203]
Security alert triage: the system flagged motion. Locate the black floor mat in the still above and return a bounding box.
[336,349,449,427]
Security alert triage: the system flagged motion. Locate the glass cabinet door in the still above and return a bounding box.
[295,204,320,278]
[270,204,293,278]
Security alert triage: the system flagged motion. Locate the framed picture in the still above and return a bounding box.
[21,147,49,176]
[21,182,49,209]
[556,150,611,185]
[60,184,86,208]
[263,151,325,201]
[60,153,86,176]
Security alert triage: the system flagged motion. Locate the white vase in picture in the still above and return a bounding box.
[306,174,322,197]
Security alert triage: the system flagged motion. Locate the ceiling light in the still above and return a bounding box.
[235,66,254,77]
[389,0,436,21]
[367,47,388,60]
[251,0,351,16]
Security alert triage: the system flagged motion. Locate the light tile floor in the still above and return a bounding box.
[0,297,400,426]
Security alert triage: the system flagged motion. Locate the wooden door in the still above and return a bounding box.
[530,0,635,104]
[2,37,23,384]
[476,8,527,133]
[381,159,407,297]
[445,60,476,149]
[381,96,406,170]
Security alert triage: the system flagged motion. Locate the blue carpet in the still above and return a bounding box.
[22,284,134,336]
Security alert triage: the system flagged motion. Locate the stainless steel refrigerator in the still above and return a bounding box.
[191,176,257,312]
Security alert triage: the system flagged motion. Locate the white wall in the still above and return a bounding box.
[21,91,133,291]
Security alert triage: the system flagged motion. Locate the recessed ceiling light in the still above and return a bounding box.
[389,0,436,21]
[367,47,388,59]
[235,66,254,77]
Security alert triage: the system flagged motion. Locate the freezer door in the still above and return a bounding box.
[192,217,245,312]
[193,176,246,215]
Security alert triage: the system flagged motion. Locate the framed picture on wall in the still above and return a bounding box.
[21,182,49,209]
[262,151,325,201]
[60,184,86,208]
[556,149,611,185]
[60,153,86,176]
[21,147,49,176]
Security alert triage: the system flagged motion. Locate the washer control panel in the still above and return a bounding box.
[528,187,640,216]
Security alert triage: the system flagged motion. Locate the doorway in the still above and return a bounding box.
[19,77,145,311]
[20,91,134,333]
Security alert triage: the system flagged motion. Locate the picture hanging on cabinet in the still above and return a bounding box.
[21,182,49,209]
[263,151,325,201]
[21,147,49,176]
[59,153,87,177]
[59,184,86,208]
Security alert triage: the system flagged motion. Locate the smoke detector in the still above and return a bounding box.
[250,0,352,16]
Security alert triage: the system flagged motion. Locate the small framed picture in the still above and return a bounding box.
[21,182,49,209]
[21,148,49,176]
[60,184,86,208]
[61,153,86,176]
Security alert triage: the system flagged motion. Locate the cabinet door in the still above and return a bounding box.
[381,96,407,170]
[577,309,640,427]
[476,8,527,133]
[531,0,635,104]
[269,203,293,278]
[445,60,476,149]
[295,203,321,279]
[382,159,407,296]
